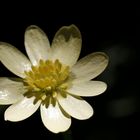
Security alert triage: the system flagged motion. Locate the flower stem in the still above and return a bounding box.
[62,129,73,140]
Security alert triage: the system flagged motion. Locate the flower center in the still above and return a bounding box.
[24,59,70,107]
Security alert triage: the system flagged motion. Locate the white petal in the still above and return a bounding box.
[5,97,40,121]
[51,25,82,66]
[41,103,71,133]
[25,25,51,65]
[71,52,108,83]
[67,81,107,97]
[0,77,24,105]
[0,42,31,78]
[58,94,93,120]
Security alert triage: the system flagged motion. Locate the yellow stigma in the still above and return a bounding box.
[24,59,70,107]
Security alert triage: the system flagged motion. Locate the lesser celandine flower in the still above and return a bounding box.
[0,25,108,133]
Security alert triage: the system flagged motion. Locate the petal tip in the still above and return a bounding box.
[96,52,109,61]
[103,82,108,92]
[98,81,108,95]
[93,52,109,74]
[56,24,82,40]
[4,112,9,121]
[84,107,94,120]
[25,25,40,31]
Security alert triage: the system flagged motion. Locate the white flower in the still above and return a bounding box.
[0,25,108,133]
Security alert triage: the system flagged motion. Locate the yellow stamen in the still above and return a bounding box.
[24,59,70,107]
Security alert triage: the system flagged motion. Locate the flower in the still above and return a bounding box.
[0,25,108,133]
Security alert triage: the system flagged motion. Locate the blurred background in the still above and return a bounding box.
[0,2,138,140]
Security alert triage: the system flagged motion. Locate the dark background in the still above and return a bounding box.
[0,3,138,140]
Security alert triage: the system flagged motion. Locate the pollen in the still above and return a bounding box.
[24,59,70,107]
